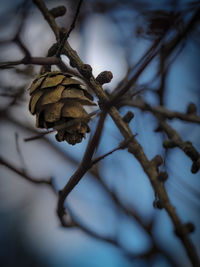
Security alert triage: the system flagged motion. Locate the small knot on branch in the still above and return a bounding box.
[191,158,200,173]
[184,222,195,234]
[96,71,113,85]
[59,27,67,40]
[175,222,195,237]
[120,136,136,149]
[21,55,31,64]
[154,125,162,132]
[69,58,77,68]
[151,155,163,168]
[49,6,67,18]
[123,111,134,123]
[80,64,93,78]
[158,171,168,182]
[153,199,163,209]
[163,139,177,148]
[186,103,197,115]
[48,43,59,56]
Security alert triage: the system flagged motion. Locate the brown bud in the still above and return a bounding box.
[153,199,163,209]
[174,227,182,237]
[80,64,93,78]
[48,43,59,57]
[151,155,163,167]
[154,126,162,132]
[49,6,67,18]
[175,222,195,237]
[191,158,200,173]
[184,222,195,234]
[69,58,77,68]
[186,103,197,115]
[96,71,113,85]
[163,139,176,148]
[158,171,168,182]
[123,111,134,123]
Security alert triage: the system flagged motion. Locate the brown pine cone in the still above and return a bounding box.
[29,71,96,145]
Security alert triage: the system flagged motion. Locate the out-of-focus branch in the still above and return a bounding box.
[56,0,83,56]
[111,7,200,106]
[159,120,200,173]
[23,130,55,142]
[121,98,200,172]
[0,155,52,185]
[14,36,31,59]
[32,0,60,41]
[109,37,163,105]
[157,45,167,106]
[0,57,61,69]
[121,98,200,124]
[166,7,200,55]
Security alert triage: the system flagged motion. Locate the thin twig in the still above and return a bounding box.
[32,0,60,41]
[0,57,61,69]
[56,0,83,57]
[90,138,132,166]
[57,111,107,222]
[24,130,55,142]
[121,98,200,124]
[109,37,163,105]
[15,132,27,173]
[0,155,52,185]
[159,119,200,173]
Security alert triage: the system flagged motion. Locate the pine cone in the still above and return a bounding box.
[29,71,96,145]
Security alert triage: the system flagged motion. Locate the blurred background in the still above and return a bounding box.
[0,0,200,266]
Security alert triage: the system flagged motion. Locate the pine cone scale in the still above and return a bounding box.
[39,85,65,106]
[30,76,46,94]
[29,90,43,114]
[62,101,88,119]
[41,75,65,89]
[44,102,64,123]
[61,88,95,105]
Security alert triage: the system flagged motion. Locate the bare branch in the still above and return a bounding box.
[56,0,83,56]
[0,57,61,69]
[32,0,60,41]
[0,155,52,185]
[57,111,107,222]
[160,120,200,173]
[121,98,200,124]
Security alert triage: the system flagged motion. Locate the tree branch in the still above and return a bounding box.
[32,0,60,41]
[160,120,200,173]
[0,57,61,69]
[57,111,107,223]
[121,98,200,124]
[56,0,83,56]
[0,155,52,185]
